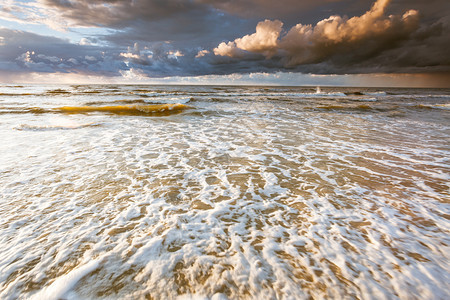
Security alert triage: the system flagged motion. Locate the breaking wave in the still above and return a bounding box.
[54,103,190,116]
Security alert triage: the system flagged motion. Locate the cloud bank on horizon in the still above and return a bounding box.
[0,0,449,84]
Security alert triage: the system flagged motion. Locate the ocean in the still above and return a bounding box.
[0,84,449,299]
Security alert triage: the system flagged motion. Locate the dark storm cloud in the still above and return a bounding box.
[40,0,345,27]
[41,0,199,27]
[37,0,449,31]
[0,0,449,78]
[24,0,252,54]
[212,0,450,74]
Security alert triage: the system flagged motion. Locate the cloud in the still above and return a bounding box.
[1,0,449,80]
[214,0,421,70]
[37,54,59,62]
[195,50,210,58]
[0,28,125,75]
[39,0,199,28]
[1,0,250,50]
[119,68,149,81]
[167,50,184,58]
[197,0,350,21]
[84,55,97,62]
[214,20,283,58]
[67,58,78,64]
[214,41,245,58]
[79,38,91,46]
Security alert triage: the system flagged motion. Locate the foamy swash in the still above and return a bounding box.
[0,85,449,299]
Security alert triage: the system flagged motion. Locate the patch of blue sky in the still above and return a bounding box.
[0,18,75,42]
[2,19,53,36]
[0,18,113,46]
[1,0,114,45]
[69,27,117,47]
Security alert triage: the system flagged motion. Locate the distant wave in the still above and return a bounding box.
[312,102,450,112]
[386,94,450,99]
[315,104,374,111]
[313,103,397,112]
[412,103,450,110]
[281,92,348,98]
[344,92,365,96]
[46,89,72,95]
[350,98,378,102]
[84,99,149,106]
[363,91,387,96]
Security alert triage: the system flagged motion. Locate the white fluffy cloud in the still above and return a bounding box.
[235,19,282,57]
[214,20,282,58]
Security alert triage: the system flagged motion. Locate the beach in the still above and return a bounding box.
[0,84,449,299]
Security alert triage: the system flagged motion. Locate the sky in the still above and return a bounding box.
[0,0,449,86]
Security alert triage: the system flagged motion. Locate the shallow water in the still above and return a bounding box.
[0,85,449,299]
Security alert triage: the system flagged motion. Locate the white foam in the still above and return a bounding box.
[30,258,102,300]
[363,91,387,96]
[145,96,192,104]
[434,103,450,109]
[282,92,347,98]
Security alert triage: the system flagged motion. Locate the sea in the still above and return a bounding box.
[0,84,449,299]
